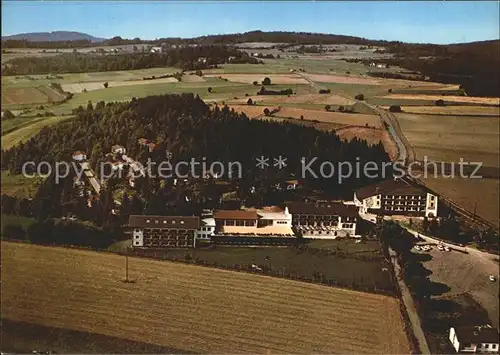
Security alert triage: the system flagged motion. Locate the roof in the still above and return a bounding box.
[72,150,86,156]
[287,202,358,218]
[214,210,258,220]
[454,326,499,344]
[355,179,427,200]
[128,215,199,230]
[219,225,294,237]
[201,217,215,226]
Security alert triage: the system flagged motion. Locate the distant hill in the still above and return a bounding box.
[2,31,105,43]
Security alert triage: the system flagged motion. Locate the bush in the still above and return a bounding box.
[318,89,331,94]
[263,108,271,116]
[208,87,212,93]
[435,99,445,106]
[300,115,304,120]
[247,98,253,105]
[325,105,331,111]
[354,93,364,100]
[388,88,392,93]
[253,81,258,86]
[103,82,109,88]
[3,110,15,120]
[338,105,345,112]
[389,105,402,112]
[262,77,271,85]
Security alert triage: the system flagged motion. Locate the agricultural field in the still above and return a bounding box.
[204,73,309,84]
[2,115,73,149]
[2,242,412,354]
[336,127,397,158]
[422,176,500,228]
[381,105,500,117]
[2,86,66,106]
[396,113,500,168]
[380,94,500,106]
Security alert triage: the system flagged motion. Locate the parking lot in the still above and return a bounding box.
[415,243,499,327]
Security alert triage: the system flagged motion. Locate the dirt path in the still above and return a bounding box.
[389,247,431,354]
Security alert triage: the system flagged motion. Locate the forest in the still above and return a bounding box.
[1,93,392,229]
[1,45,260,75]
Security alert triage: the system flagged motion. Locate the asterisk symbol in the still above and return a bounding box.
[256,156,270,169]
[273,156,287,169]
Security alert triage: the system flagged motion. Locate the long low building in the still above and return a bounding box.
[214,207,294,237]
[129,215,199,248]
[354,179,438,218]
[287,202,359,239]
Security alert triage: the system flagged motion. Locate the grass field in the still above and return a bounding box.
[1,241,411,354]
[2,115,74,149]
[380,94,500,106]
[422,176,500,228]
[2,86,66,106]
[396,113,500,168]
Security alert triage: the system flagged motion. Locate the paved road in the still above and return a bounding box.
[389,247,431,354]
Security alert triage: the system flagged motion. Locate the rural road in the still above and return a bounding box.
[389,247,431,355]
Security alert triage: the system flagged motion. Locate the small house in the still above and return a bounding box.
[449,326,499,353]
[72,151,87,161]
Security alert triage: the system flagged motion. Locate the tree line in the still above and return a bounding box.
[2,45,260,76]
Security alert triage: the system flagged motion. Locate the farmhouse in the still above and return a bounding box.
[130,215,199,248]
[287,202,359,238]
[354,179,438,217]
[449,325,499,353]
[72,150,87,161]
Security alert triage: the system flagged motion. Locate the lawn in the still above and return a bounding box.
[1,241,411,354]
[132,239,393,292]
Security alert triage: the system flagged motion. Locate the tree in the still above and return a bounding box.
[103,82,109,88]
[253,81,258,86]
[389,105,402,112]
[300,115,304,120]
[325,105,331,111]
[338,105,345,112]
[247,98,253,105]
[422,216,429,233]
[354,93,364,100]
[207,87,212,93]
[86,100,93,111]
[435,99,445,106]
[263,108,271,116]
[262,77,271,85]
[3,110,15,120]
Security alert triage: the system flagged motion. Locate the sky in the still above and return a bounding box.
[2,1,499,44]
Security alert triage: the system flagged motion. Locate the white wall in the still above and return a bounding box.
[425,193,438,217]
[133,228,144,247]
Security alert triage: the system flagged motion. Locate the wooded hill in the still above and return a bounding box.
[1,93,391,226]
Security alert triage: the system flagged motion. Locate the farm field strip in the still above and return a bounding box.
[2,87,52,106]
[61,77,179,93]
[381,105,500,116]
[380,94,500,106]
[2,115,73,150]
[2,242,411,354]
[204,73,309,84]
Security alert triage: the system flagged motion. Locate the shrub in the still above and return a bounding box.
[388,88,392,93]
[389,105,402,112]
[3,110,15,120]
[435,99,445,106]
[318,89,331,94]
[300,115,304,120]
[354,93,364,100]
[263,108,271,116]
[247,98,253,105]
[325,105,331,111]
[338,106,345,112]
[262,77,271,85]
[253,81,258,86]
[208,87,212,93]
[103,82,109,88]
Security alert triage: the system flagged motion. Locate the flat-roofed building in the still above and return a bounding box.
[354,179,438,217]
[129,215,199,248]
[287,202,359,239]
